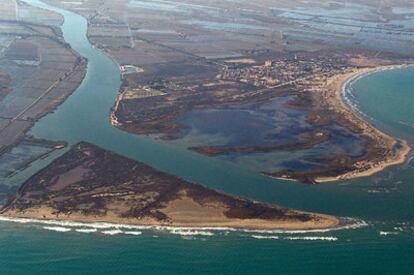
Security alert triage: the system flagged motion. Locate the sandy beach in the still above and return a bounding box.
[0,141,341,231]
[2,205,339,231]
[314,64,411,183]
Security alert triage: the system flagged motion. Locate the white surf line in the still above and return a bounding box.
[101,229,123,235]
[0,216,368,235]
[169,228,214,236]
[284,236,338,241]
[241,219,369,234]
[43,226,71,232]
[124,231,142,236]
[251,235,279,240]
[379,231,399,236]
[343,64,410,103]
[75,228,97,233]
[251,235,338,241]
[342,64,414,117]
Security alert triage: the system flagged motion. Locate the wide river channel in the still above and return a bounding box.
[0,0,414,273]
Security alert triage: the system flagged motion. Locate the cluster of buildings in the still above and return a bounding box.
[220,56,351,88]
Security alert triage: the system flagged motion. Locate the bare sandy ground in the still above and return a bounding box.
[315,65,411,183]
[3,205,338,231]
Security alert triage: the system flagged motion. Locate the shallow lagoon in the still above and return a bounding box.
[1,0,414,273]
[174,96,366,173]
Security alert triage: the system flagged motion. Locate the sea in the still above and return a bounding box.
[0,0,414,273]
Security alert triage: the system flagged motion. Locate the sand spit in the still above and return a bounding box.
[315,64,411,183]
[1,142,340,231]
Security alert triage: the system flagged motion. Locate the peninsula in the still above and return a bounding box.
[0,142,338,230]
[267,64,411,183]
[110,51,411,183]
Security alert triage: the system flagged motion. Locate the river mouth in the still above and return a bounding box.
[9,0,413,227]
[2,2,414,274]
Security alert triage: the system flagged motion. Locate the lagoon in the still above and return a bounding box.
[1,0,414,273]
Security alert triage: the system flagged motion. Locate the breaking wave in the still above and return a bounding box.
[284,236,338,241]
[251,235,279,240]
[102,229,123,235]
[0,216,367,237]
[75,228,97,233]
[241,219,368,234]
[169,228,214,236]
[43,226,71,232]
[379,231,399,236]
[251,235,338,241]
[124,231,142,236]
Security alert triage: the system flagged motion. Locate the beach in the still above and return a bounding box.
[2,0,414,273]
[314,64,411,183]
[2,206,339,231]
[0,141,341,231]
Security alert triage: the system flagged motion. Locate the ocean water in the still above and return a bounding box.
[1,0,414,274]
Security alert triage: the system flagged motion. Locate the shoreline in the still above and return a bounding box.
[1,212,338,231]
[5,2,342,233]
[314,64,412,183]
[1,195,340,231]
[0,142,342,232]
[0,60,87,168]
[0,213,361,233]
[109,62,413,184]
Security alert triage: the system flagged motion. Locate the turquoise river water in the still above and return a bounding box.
[0,0,413,273]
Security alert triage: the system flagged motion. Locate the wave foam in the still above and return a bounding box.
[251,235,279,240]
[75,228,97,233]
[102,229,123,235]
[379,231,399,236]
[0,216,367,236]
[241,219,368,234]
[124,231,142,236]
[169,229,214,236]
[284,236,338,241]
[43,226,71,232]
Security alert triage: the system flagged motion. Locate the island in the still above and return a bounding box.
[0,142,339,230]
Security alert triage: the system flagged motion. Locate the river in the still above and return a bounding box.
[0,0,414,273]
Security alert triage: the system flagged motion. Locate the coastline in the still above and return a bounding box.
[0,141,342,232]
[6,1,343,233]
[0,57,87,156]
[0,209,346,232]
[109,62,412,184]
[1,209,339,231]
[314,64,412,183]
[0,214,366,236]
